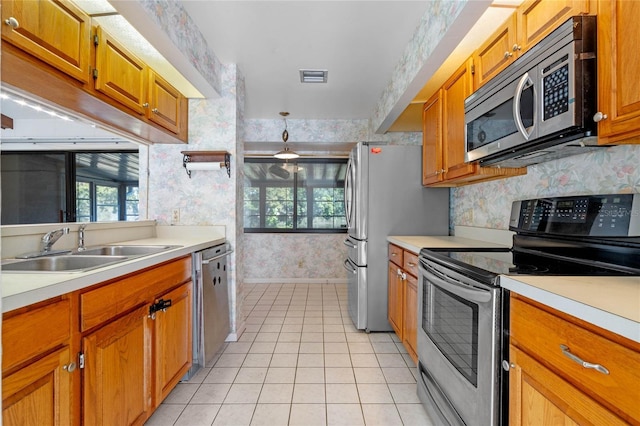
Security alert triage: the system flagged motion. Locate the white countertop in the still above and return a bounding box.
[2,226,225,313]
[501,275,640,343]
[387,235,510,254]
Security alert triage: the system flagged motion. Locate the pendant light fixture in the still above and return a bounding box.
[273,111,299,159]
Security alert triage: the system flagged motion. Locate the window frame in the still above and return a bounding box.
[244,157,347,234]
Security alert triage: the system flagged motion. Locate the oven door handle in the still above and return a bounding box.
[420,264,492,304]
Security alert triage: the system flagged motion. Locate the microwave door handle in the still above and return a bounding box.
[513,72,534,140]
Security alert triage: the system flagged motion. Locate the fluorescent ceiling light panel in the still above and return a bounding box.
[300,69,328,83]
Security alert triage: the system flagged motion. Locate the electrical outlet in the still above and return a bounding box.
[171,208,180,224]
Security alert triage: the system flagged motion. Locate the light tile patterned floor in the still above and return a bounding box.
[145,283,435,426]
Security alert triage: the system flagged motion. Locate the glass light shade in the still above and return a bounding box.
[273,147,300,159]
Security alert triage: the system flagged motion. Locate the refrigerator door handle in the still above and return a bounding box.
[343,238,357,249]
[343,259,357,274]
[344,159,353,229]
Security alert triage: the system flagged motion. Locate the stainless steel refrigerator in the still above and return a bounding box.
[343,142,449,331]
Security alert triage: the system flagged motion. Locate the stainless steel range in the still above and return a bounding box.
[417,194,640,426]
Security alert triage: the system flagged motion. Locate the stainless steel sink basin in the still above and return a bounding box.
[74,245,180,257]
[1,255,129,272]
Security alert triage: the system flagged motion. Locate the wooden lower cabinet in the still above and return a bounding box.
[387,244,418,363]
[82,305,152,426]
[402,273,418,361]
[387,262,404,337]
[2,346,73,426]
[509,293,640,425]
[154,282,193,405]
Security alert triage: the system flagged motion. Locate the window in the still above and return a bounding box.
[244,158,347,232]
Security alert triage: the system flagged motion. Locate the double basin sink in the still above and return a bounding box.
[1,245,182,273]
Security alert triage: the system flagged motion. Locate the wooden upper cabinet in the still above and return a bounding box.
[473,13,518,89]
[148,69,185,134]
[1,0,91,82]
[474,0,591,89]
[94,26,148,115]
[422,90,444,185]
[517,0,591,52]
[596,0,640,144]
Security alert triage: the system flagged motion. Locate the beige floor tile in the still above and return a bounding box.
[396,403,436,426]
[300,342,324,353]
[361,404,403,425]
[395,342,409,354]
[239,332,258,343]
[258,383,294,403]
[265,367,296,383]
[249,342,276,354]
[190,383,231,404]
[324,353,352,368]
[144,403,185,425]
[376,353,407,368]
[244,324,262,333]
[224,383,262,403]
[274,342,300,353]
[303,324,324,333]
[263,317,285,325]
[323,316,343,325]
[388,384,421,404]
[163,383,199,404]
[234,367,268,384]
[305,311,323,318]
[343,323,358,333]
[304,317,323,325]
[183,366,210,384]
[326,383,360,404]
[295,367,325,383]
[368,333,394,343]
[402,353,416,368]
[212,403,255,426]
[242,353,272,368]
[283,316,304,324]
[281,323,303,332]
[270,353,298,367]
[278,332,302,342]
[325,367,355,384]
[289,404,327,426]
[298,353,325,367]
[324,333,347,343]
[293,383,326,403]
[301,332,324,342]
[323,324,345,333]
[345,333,370,343]
[260,324,282,333]
[353,367,386,384]
[215,353,247,367]
[324,342,349,353]
[250,404,291,426]
[254,332,279,342]
[372,342,399,353]
[326,404,364,426]
[381,367,416,384]
[348,341,375,354]
[356,383,394,404]
[350,354,379,368]
[174,404,221,426]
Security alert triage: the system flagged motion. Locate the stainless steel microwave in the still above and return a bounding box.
[464,16,601,168]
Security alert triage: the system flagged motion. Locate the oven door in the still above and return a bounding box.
[417,257,502,426]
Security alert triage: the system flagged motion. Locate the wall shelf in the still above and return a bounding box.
[181,151,231,178]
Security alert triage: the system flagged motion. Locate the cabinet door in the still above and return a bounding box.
[473,13,517,89]
[422,90,444,185]
[517,0,591,53]
[82,305,152,426]
[509,346,627,425]
[148,69,185,134]
[402,273,418,364]
[2,347,73,426]
[596,0,640,144]
[154,282,193,405]
[94,26,148,115]
[387,262,403,338]
[442,58,476,181]
[1,0,91,82]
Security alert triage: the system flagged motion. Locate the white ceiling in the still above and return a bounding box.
[181,1,430,121]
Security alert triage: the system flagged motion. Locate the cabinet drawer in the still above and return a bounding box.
[403,251,419,277]
[2,298,70,373]
[511,296,640,422]
[80,257,191,331]
[388,244,403,267]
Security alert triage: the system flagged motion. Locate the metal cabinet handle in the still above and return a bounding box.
[4,17,19,29]
[152,108,159,114]
[407,262,416,267]
[593,112,608,122]
[142,102,149,108]
[560,344,609,375]
[63,362,76,373]
[504,51,513,59]
[512,44,521,52]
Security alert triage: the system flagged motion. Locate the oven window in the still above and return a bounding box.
[423,280,479,387]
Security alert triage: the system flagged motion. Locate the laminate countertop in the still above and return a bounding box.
[387,235,509,254]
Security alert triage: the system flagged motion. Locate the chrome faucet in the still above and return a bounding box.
[41,227,70,253]
[77,224,87,251]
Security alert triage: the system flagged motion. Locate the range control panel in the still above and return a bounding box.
[509,194,640,237]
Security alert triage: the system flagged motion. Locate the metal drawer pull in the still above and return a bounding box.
[560,344,609,375]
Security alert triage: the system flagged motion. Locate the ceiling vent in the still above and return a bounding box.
[299,69,328,83]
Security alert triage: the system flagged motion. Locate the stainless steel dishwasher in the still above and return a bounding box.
[184,243,232,380]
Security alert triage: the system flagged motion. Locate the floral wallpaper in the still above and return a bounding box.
[452,144,640,230]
